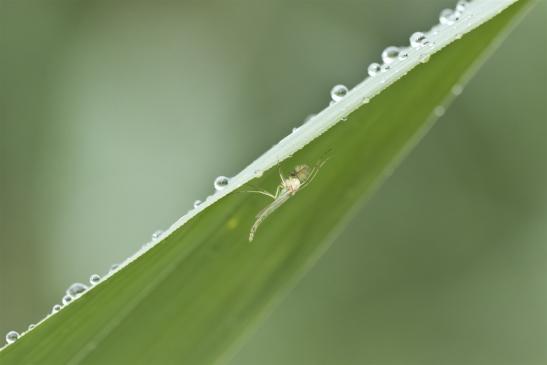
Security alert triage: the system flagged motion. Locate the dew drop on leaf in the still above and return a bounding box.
[434,106,446,117]
[330,84,348,102]
[66,282,88,298]
[214,176,230,191]
[439,8,460,25]
[452,84,463,95]
[410,32,429,48]
[62,295,73,305]
[90,274,101,285]
[367,63,381,76]
[151,230,163,240]
[456,0,470,12]
[5,331,19,344]
[381,46,400,64]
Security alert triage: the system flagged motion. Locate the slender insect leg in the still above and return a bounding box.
[273,185,283,199]
[300,167,320,190]
[243,189,276,200]
[278,165,286,186]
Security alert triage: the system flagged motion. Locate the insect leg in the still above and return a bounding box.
[273,184,283,199]
[278,165,286,186]
[300,167,321,190]
[242,189,277,200]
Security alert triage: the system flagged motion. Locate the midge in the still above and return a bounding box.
[246,161,326,242]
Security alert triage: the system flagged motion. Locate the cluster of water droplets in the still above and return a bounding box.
[47,281,96,317]
[365,31,433,84]
[320,0,472,123]
[140,174,235,253]
[1,269,107,348]
[2,0,479,349]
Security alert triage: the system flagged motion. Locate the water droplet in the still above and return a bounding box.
[380,64,390,72]
[66,283,88,298]
[214,176,230,191]
[439,8,459,25]
[52,304,62,313]
[330,84,348,102]
[367,62,381,76]
[456,0,470,12]
[62,295,73,305]
[398,50,409,60]
[381,46,400,64]
[110,263,119,272]
[410,32,429,48]
[151,230,163,240]
[89,274,101,285]
[434,106,446,117]
[452,84,464,96]
[28,324,35,330]
[193,200,202,208]
[5,331,19,344]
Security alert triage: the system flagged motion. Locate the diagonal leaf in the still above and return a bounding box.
[0,1,533,364]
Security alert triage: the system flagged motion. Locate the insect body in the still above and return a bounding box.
[247,163,324,242]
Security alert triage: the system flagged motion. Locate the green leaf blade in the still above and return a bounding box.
[0,1,533,364]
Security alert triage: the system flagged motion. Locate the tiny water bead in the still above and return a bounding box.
[434,106,446,117]
[89,274,101,285]
[380,64,390,73]
[456,0,471,12]
[28,324,35,330]
[52,304,62,313]
[214,176,230,191]
[452,84,464,95]
[439,8,460,25]
[151,230,163,240]
[193,200,202,208]
[110,263,119,272]
[367,63,381,77]
[330,84,348,102]
[381,46,400,64]
[62,295,73,305]
[5,331,19,344]
[410,32,429,48]
[67,282,88,298]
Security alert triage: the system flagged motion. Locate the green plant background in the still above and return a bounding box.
[1,1,545,364]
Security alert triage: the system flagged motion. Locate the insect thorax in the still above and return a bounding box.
[291,164,311,182]
[284,177,301,193]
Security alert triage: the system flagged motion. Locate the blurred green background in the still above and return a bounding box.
[1,1,545,364]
